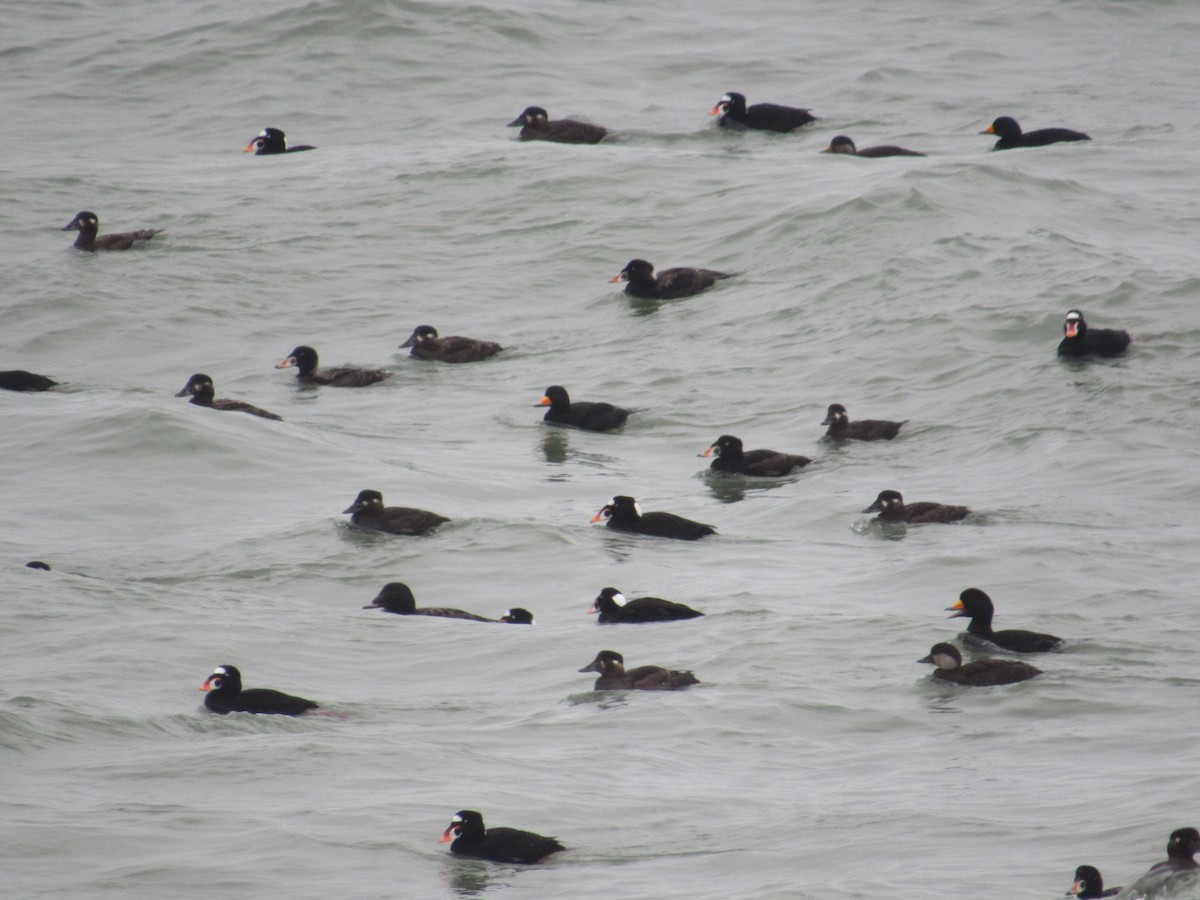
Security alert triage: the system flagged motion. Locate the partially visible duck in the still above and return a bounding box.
[822,404,904,441]
[399,324,502,363]
[588,587,704,623]
[243,127,315,154]
[499,608,535,625]
[709,91,816,132]
[342,490,448,536]
[507,106,606,144]
[538,385,630,432]
[275,346,391,387]
[591,495,715,540]
[0,370,57,392]
[62,211,160,251]
[864,490,969,524]
[199,664,318,715]
[578,650,699,690]
[1067,865,1120,897]
[1120,828,1200,898]
[439,810,565,864]
[947,588,1063,653]
[981,116,1090,150]
[610,258,732,300]
[362,582,492,621]
[701,434,810,476]
[822,135,924,157]
[175,373,282,421]
[917,643,1041,686]
[1057,309,1131,358]
[25,561,51,570]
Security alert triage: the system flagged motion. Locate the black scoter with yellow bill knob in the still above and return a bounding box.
[538,385,630,432]
[947,588,1063,653]
[981,116,1090,150]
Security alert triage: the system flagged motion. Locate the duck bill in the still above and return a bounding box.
[585,603,598,615]
[917,654,934,665]
[578,662,600,673]
[946,601,966,619]
[820,414,834,424]
[589,511,607,524]
[399,336,416,348]
[1067,880,1084,896]
[863,502,882,513]
[199,678,215,692]
[243,141,259,152]
[61,220,79,231]
[1065,321,1079,338]
[608,273,627,283]
[343,503,362,514]
[708,104,724,116]
[700,445,717,458]
[275,357,297,369]
[175,386,191,397]
[981,125,996,135]
[438,825,458,844]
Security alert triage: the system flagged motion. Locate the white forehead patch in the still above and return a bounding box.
[213,666,227,675]
[1066,312,1081,321]
[257,129,269,138]
[612,592,627,607]
[451,814,463,824]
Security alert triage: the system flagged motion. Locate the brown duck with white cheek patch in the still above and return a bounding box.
[917,643,1041,686]
[578,650,700,690]
[610,258,732,300]
[822,404,904,441]
[507,106,606,144]
[175,374,281,420]
[863,490,968,523]
[342,490,448,536]
[62,211,160,251]
[399,325,502,363]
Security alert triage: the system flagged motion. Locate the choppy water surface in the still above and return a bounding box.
[3,0,1200,897]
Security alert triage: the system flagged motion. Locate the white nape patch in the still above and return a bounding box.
[612,592,627,607]
[633,502,643,517]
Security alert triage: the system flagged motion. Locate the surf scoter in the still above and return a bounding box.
[610,258,732,300]
[199,664,318,715]
[243,127,315,154]
[591,495,715,540]
[538,385,630,432]
[439,810,565,864]
[62,211,160,251]
[588,587,704,623]
[701,434,810,476]
[342,489,448,536]
[822,404,904,441]
[864,490,969,523]
[275,346,391,387]
[709,91,816,132]
[918,643,1041,686]
[578,649,699,690]
[399,325,502,363]
[1067,864,1120,898]
[0,370,57,392]
[1057,309,1131,358]
[981,116,1090,150]
[508,106,606,144]
[1121,828,1200,897]
[175,373,282,421]
[499,608,534,625]
[822,135,924,157]
[362,582,492,621]
[948,588,1063,653]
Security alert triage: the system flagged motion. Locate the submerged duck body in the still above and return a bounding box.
[701,434,810,476]
[918,643,1041,686]
[399,325,502,363]
[1057,309,1131,358]
[823,135,924,157]
[343,489,448,536]
[439,810,565,864]
[1067,864,1120,898]
[588,587,704,623]
[199,664,318,715]
[610,258,731,300]
[538,385,630,432]
[62,211,160,251]
[710,91,815,132]
[508,106,606,144]
[0,370,57,392]
[175,374,281,420]
[948,588,1063,653]
[363,582,493,621]
[822,404,904,441]
[982,116,1090,150]
[864,490,969,523]
[579,649,699,690]
[243,127,315,154]
[275,346,390,387]
[591,495,715,541]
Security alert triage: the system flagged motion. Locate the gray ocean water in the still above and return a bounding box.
[3,0,1200,897]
